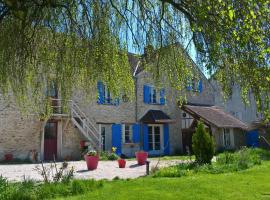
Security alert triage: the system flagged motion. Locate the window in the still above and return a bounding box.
[101,126,106,151]
[97,81,119,105]
[102,84,112,104]
[150,87,159,104]
[123,124,132,143]
[46,81,58,98]
[148,125,162,151]
[223,128,231,147]
[187,79,203,93]
[181,111,193,129]
[144,85,165,105]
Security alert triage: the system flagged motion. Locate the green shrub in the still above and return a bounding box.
[99,151,119,161]
[192,121,215,164]
[107,153,119,161]
[153,148,269,178]
[153,165,188,178]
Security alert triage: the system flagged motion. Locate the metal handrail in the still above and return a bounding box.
[50,98,101,150]
[70,105,100,143]
[71,101,99,133]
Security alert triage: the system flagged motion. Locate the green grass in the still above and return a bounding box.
[2,149,270,200]
[56,162,270,200]
[125,155,194,161]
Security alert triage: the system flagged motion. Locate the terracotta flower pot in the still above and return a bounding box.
[118,159,126,168]
[84,155,99,170]
[80,140,86,148]
[135,151,148,165]
[4,154,13,161]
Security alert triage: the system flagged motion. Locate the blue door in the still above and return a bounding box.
[246,130,259,147]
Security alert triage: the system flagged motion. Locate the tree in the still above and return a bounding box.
[192,121,215,164]
[0,1,269,117]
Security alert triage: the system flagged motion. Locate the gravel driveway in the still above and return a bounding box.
[0,159,183,182]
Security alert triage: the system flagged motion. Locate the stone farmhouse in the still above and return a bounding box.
[0,52,250,161]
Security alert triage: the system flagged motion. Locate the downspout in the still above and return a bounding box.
[133,61,140,122]
[133,60,142,150]
[134,76,138,122]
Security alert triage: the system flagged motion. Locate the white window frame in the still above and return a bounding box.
[148,124,164,153]
[103,85,111,104]
[181,111,194,129]
[149,86,160,104]
[122,124,133,144]
[223,128,231,148]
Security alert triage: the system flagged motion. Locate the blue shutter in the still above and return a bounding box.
[163,124,170,155]
[143,124,148,151]
[186,79,192,91]
[143,85,150,103]
[112,124,122,155]
[97,81,104,104]
[160,88,165,105]
[198,80,203,93]
[132,124,140,143]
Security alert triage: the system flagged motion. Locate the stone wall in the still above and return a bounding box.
[61,122,83,160]
[0,104,42,160]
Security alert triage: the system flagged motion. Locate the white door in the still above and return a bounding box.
[148,124,163,155]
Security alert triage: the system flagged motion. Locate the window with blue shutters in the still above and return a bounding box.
[143,84,165,105]
[97,81,120,105]
[198,80,203,93]
[186,79,203,93]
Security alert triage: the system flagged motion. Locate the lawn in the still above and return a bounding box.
[56,161,270,200]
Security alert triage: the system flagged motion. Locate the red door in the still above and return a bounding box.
[44,121,58,161]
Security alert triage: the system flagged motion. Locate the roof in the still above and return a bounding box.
[183,105,248,130]
[127,53,142,76]
[140,110,175,123]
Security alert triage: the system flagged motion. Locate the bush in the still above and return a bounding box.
[153,148,269,177]
[0,177,104,200]
[107,153,119,161]
[216,147,262,170]
[153,165,188,178]
[192,121,215,164]
[99,151,119,161]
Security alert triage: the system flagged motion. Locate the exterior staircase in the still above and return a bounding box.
[50,98,101,151]
[69,101,101,151]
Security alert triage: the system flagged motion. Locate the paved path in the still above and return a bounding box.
[0,159,183,182]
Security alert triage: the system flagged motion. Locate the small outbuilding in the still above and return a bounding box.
[181,104,248,152]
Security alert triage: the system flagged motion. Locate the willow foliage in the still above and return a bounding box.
[0,0,269,119]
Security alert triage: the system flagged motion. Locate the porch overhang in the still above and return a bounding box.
[140,110,176,124]
[182,105,248,130]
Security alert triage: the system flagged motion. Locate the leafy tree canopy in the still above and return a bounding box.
[0,0,269,118]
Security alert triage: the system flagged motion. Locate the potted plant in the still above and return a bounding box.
[84,150,99,170]
[135,151,148,165]
[118,158,126,168]
[80,140,86,148]
[108,147,119,161]
[4,153,13,161]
